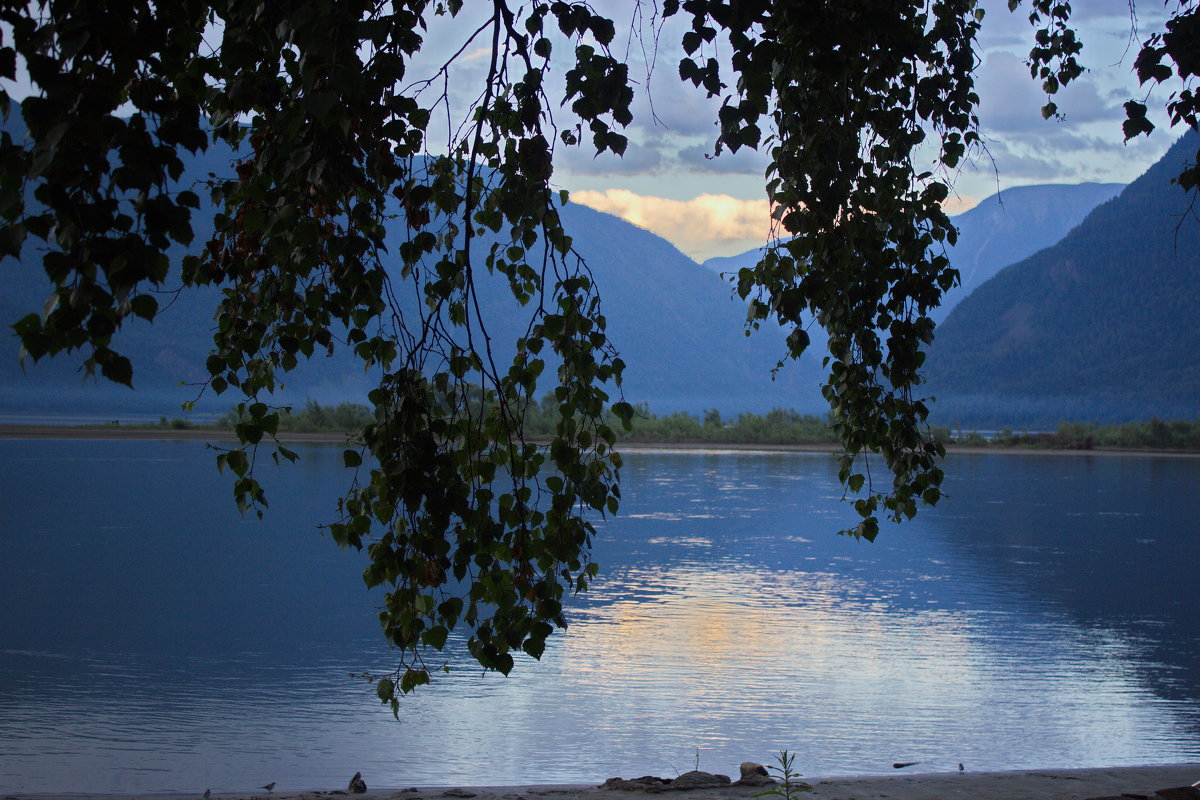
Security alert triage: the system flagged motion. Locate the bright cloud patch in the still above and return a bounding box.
[570,189,771,262]
[942,193,981,216]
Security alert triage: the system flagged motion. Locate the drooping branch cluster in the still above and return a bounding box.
[665,0,988,537]
[0,1,636,705]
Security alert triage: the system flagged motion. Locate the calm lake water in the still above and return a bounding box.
[1,439,1198,793]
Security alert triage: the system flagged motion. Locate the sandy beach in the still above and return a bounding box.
[7,765,1200,800]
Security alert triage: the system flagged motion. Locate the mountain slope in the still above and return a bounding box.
[555,203,826,413]
[0,140,826,419]
[925,131,1200,426]
[943,182,1124,315]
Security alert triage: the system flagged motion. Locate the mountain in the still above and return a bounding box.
[0,126,234,420]
[925,131,1200,427]
[941,182,1124,318]
[550,204,828,413]
[701,182,1123,325]
[0,133,826,420]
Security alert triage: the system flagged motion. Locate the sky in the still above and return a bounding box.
[412,0,1187,262]
[2,2,1185,263]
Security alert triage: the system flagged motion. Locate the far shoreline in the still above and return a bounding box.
[2,424,1199,458]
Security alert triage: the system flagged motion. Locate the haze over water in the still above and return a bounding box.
[1,440,1197,793]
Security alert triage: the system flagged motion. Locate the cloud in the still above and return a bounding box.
[1069,1,1164,24]
[554,137,666,177]
[637,84,724,139]
[960,125,1173,190]
[942,193,981,216]
[461,46,492,63]
[977,51,1122,136]
[572,187,995,257]
[970,141,1069,181]
[571,189,771,261]
[676,143,772,175]
[975,0,1157,50]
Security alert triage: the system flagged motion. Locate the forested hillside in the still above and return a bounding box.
[944,182,1123,317]
[926,132,1200,426]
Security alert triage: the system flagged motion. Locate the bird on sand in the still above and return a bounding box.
[261,783,276,792]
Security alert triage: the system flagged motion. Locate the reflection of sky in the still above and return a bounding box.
[1,443,1198,793]
[554,564,1193,778]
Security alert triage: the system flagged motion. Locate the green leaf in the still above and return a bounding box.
[422,626,449,650]
[0,223,26,257]
[523,635,546,660]
[399,668,430,694]
[100,354,134,388]
[235,422,264,445]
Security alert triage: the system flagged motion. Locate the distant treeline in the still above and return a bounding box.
[214,399,374,432]
[211,398,835,443]
[954,418,1200,451]
[527,401,835,445]
[203,400,1198,452]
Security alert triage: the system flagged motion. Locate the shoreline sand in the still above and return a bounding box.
[6,765,1200,800]
[1,425,1199,459]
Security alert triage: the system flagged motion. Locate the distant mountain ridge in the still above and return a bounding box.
[925,131,1200,426]
[702,182,1124,325]
[6,109,1191,427]
[0,127,826,420]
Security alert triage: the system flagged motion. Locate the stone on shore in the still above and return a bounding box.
[600,771,731,792]
[600,776,670,792]
[670,772,730,790]
[734,763,774,787]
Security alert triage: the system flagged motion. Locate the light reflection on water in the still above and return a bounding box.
[0,441,1198,793]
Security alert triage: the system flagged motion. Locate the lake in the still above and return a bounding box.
[1,439,1198,794]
